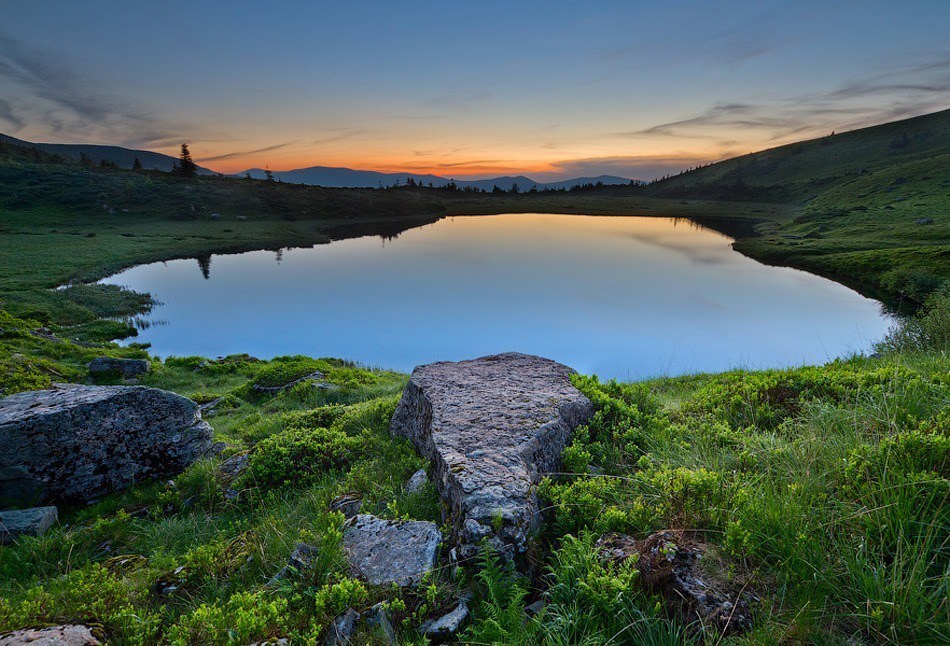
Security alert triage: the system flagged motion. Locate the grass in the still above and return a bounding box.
[0,110,948,643]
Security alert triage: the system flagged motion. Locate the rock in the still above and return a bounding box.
[329,493,363,519]
[252,371,325,394]
[0,385,213,507]
[324,608,359,645]
[219,453,250,481]
[366,603,397,645]
[0,625,100,645]
[342,514,441,586]
[268,542,319,585]
[248,640,288,646]
[390,353,593,561]
[525,599,546,616]
[915,217,934,225]
[422,601,470,641]
[0,506,58,545]
[210,213,221,220]
[405,468,429,493]
[597,531,756,635]
[88,357,151,378]
[236,215,248,221]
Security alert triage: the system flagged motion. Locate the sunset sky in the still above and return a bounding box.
[1,1,949,180]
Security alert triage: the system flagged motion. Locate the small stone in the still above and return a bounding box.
[88,357,151,378]
[525,599,546,616]
[342,514,441,586]
[219,453,250,480]
[405,468,429,493]
[0,506,58,545]
[914,217,934,225]
[366,603,397,645]
[329,493,363,519]
[422,601,469,641]
[267,543,319,585]
[597,531,756,635]
[0,625,100,645]
[324,608,359,645]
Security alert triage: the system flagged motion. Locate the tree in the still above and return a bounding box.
[178,143,197,178]
[510,182,520,194]
[264,167,274,182]
[132,157,142,170]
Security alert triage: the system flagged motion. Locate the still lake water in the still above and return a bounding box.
[102,214,892,379]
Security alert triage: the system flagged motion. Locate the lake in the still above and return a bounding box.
[102,214,892,379]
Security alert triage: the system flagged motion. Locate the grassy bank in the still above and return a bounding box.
[0,299,946,644]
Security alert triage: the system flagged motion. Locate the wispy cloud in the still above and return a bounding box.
[421,89,491,114]
[624,54,950,146]
[0,31,180,146]
[197,141,296,163]
[540,155,715,182]
[0,97,23,130]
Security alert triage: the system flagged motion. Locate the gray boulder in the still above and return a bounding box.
[390,353,593,560]
[422,601,470,641]
[324,608,359,645]
[0,506,58,545]
[342,514,441,586]
[329,493,363,519]
[366,603,397,645]
[88,357,150,378]
[0,625,99,645]
[405,468,429,493]
[0,385,213,507]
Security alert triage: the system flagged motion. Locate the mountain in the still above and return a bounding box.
[0,134,214,174]
[239,166,634,191]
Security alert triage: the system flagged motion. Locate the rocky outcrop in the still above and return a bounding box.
[390,353,593,560]
[597,531,756,635]
[0,625,99,645]
[342,514,441,586]
[0,506,58,545]
[0,385,213,507]
[88,357,150,378]
[405,468,429,493]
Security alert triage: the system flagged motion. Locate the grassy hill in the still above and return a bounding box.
[0,133,214,174]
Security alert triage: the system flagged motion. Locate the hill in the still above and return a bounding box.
[0,134,214,174]
[643,108,950,203]
[241,165,632,191]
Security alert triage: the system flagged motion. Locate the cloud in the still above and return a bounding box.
[197,141,296,163]
[0,97,23,130]
[624,54,950,145]
[0,31,180,146]
[310,129,366,146]
[421,89,491,113]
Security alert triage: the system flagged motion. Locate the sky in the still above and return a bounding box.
[1,1,949,180]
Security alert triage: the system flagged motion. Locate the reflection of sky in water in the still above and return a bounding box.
[102,214,892,380]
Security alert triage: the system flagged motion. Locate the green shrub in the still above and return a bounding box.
[167,590,289,645]
[245,426,363,488]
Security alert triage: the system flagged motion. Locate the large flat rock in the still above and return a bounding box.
[390,353,593,560]
[0,506,58,545]
[0,385,213,506]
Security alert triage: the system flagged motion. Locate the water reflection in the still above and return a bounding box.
[103,214,891,380]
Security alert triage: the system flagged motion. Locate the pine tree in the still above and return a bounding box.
[132,157,142,170]
[179,143,197,178]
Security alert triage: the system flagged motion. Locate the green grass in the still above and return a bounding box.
[0,298,947,644]
[1,109,948,644]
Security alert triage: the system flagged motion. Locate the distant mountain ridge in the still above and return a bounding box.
[0,134,214,174]
[238,166,634,191]
[0,132,634,189]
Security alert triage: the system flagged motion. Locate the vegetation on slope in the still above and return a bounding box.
[0,296,946,644]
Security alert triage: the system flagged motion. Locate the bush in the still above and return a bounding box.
[245,426,364,488]
[167,591,289,645]
[878,290,950,352]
